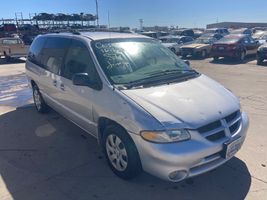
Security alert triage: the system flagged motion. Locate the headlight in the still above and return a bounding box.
[141,129,190,143]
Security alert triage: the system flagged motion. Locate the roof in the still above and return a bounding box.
[42,31,149,41]
[81,32,148,40]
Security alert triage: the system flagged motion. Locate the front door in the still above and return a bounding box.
[57,39,101,136]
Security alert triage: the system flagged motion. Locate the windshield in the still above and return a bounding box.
[161,38,180,43]
[92,38,197,86]
[194,38,214,44]
[217,37,240,43]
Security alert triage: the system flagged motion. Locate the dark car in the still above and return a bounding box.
[0,24,17,32]
[257,43,267,65]
[230,28,253,36]
[171,29,195,38]
[201,33,224,40]
[211,34,260,62]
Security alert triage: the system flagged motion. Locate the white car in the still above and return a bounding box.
[160,36,194,54]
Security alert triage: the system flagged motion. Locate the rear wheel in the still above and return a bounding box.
[103,125,142,180]
[239,51,246,62]
[32,85,49,113]
[201,50,207,59]
[4,53,11,62]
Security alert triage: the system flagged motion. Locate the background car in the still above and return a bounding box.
[180,36,218,58]
[211,34,260,62]
[160,35,194,54]
[230,28,253,36]
[204,28,229,36]
[201,33,224,40]
[170,28,195,38]
[257,43,267,65]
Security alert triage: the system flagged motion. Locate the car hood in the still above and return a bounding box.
[181,43,209,49]
[122,75,240,129]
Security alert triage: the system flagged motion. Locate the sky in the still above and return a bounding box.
[1,0,267,28]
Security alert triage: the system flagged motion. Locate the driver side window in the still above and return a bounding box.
[62,39,99,84]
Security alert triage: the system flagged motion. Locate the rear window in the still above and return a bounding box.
[2,39,19,45]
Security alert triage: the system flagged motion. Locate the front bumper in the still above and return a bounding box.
[257,50,267,60]
[130,112,249,182]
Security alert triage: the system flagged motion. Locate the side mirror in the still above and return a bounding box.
[72,73,102,90]
[184,60,190,66]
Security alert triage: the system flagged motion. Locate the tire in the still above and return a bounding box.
[213,56,219,61]
[4,53,11,62]
[32,85,49,113]
[103,125,142,180]
[170,48,176,54]
[239,51,246,63]
[200,50,207,59]
[257,56,264,65]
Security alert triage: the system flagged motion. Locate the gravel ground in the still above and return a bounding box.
[0,57,266,200]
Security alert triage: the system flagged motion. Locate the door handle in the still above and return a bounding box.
[60,83,65,91]
[52,80,57,86]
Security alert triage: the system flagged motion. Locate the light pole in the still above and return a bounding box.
[95,0,99,27]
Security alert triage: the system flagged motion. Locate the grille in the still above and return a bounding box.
[197,110,241,142]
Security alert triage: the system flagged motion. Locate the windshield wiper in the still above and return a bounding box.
[144,69,197,76]
[125,70,198,89]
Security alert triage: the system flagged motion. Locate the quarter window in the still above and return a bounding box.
[41,37,71,74]
[28,37,46,65]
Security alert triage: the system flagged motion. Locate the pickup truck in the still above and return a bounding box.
[0,37,30,61]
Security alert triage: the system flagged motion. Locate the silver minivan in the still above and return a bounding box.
[26,32,249,182]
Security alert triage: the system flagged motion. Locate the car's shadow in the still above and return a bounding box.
[0,106,251,200]
[0,57,26,65]
[209,56,256,65]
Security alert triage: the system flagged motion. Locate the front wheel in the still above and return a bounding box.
[103,125,142,180]
[257,56,264,65]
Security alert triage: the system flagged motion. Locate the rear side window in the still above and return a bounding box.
[41,37,71,74]
[62,39,98,82]
[28,37,46,65]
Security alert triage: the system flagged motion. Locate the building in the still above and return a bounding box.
[207,22,267,29]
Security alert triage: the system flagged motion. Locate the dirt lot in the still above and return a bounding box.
[0,57,266,200]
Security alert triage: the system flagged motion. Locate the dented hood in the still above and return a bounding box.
[122,75,240,129]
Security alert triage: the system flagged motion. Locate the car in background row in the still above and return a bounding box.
[160,35,194,54]
[180,36,218,58]
[204,28,229,36]
[170,29,195,38]
[0,37,30,61]
[0,24,17,32]
[257,43,267,65]
[210,34,260,62]
[201,33,224,41]
[252,30,267,40]
[230,28,253,36]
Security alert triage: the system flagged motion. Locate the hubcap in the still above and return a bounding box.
[202,51,206,58]
[106,134,128,171]
[33,89,41,110]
